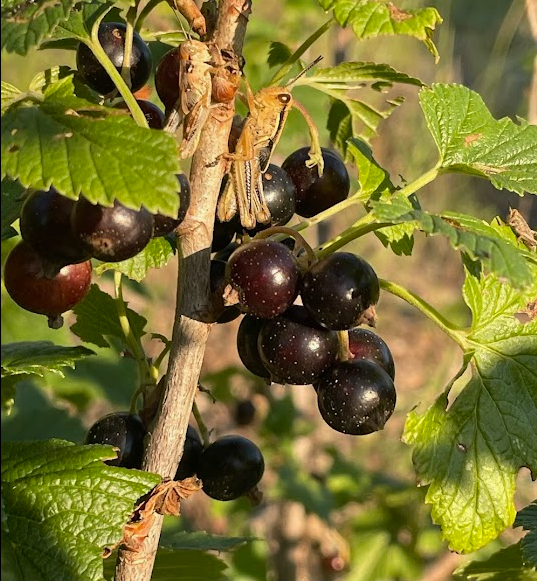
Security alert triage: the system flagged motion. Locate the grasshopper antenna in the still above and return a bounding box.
[284,56,323,88]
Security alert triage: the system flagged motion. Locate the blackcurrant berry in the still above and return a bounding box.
[153,174,191,237]
[244,164,297,236]
[115,99,165,129]
[301,252,379,330]
[317,360,396,435]
[76,23,152,95]
[204,260,241,324]
[175,425,204,481]
[20,188,90,266]
[258,305,339,385]
[348,328,395,380]
[197,435,264,501]
[226,240,301,319]
[237,315,270,379]
[212,216,239,253]
[71,198,154,262]
[282,147,350,218]
[85,411,146,468]
[4,241,92,328]
[235,399,256,426]
[155,47,181,110]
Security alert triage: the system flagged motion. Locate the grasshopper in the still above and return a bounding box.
[217,59,324,230]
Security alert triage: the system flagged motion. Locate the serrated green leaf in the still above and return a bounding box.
[93,236,176,282]
[103,548,229,581]
[455,543,537,581]
[162,530,254,552]
[28,65,74,93]
[515,501,537,568]
[267,41,293,68]
[1,81,182,216]
[298,62,422,87]
[70,284,147,348]
[420,84,537,195]
[319,0,442,60]
[403,271,537,553]
[372,194,533,287]
[1,439,160,581]
[1,178,25,240]
[1,81,22,115]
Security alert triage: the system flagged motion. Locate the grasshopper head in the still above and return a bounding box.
[255,86,294,111]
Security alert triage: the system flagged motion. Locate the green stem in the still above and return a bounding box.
[397,165,440,198]
[192,400,211,447]
[121,8,137,88]
[269,17,334,86]
[294,195,361,232]
[379,278,467,349]
[135,0,165,32]
[87,29,148,128]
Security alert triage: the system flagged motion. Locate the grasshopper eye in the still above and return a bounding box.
[278,94,291,104]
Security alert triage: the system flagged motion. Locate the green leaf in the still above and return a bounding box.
[70,284,147,349]
[403,270,537,553]
[28,65,75,93]
[420,84,537,195]
[299,62,422,87]
[0,0,80,55]
[455,543,537,581]
[1,439,160,581]
[319,0,442,60]
[93,236,177,282]
[162,530,254,552]
[1,80,182,216]
[1,81,22,115]
[267,41,293,68]
[515,501,537,568]
[103,548,229,581]
[42,2,111,45]
[1,341,95,411]
[1,178,25,240]
[372,194,533,288]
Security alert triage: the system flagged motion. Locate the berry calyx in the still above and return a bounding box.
[197,435,265,501]
[348,328,395,380]
[301,252,380,330]
[153,174,191,237]
[4,241,92,328]
[317,360,396,435]
[237,315,271,379]
[282,147,350,218]
[175,425,204,481]
[76,23,152,95]
[258,305,339,385]
[85,411,146,468]
[20,187,90,266]
[71,198,154,262]
[226,240,301,319]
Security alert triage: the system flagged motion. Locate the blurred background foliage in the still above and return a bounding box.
[1,0,535,579]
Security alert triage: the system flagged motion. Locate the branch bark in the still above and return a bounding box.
[114,2,251,579]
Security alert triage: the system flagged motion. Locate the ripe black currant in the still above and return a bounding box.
[235,399,256,426]
[226,240,301,319]
[84,411,146,468]
[258,305,339,385]
[115,99,165,129]
[20,188,90,266]
[175,425,204,480]
[155,47,181,110]
[71,198,154,262]
[282,147,350,218]
[317,360,396,435]
[301,252,380,330]
[76,23,152,95]
[212,216,239,253]
[348,328,395,380]
[153,174,191,237]
[4,241,92,328]
[204,260,241,324]
[197,435,264,501]
[237,315,270,379]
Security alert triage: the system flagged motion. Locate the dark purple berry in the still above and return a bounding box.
[71,198,153,262]
[4,241,92,328]
[226,240,301,318]
[197,435,264,501]
[258,305,339,385]
[317,360,396,435]
[301,252,379,330]
[76,23,152,95]
[115,99,165,129]
[175,425,203,480]
[348,328,395,380]
[237,315,270,379]
[212,216,240,252]
[85,411,146,468]
[20,188,90,266]
[235,399,256,426]
[282,147,350,218]
[155,47,181,110]
[204,260,241,324]
[153,174,191,237]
